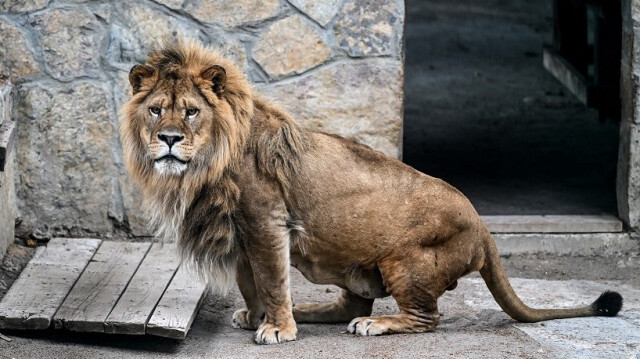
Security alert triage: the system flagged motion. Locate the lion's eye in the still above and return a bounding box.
[149,107,161,116]
[186,108,199,118]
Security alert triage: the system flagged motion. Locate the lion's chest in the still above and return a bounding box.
[290,253,388,299]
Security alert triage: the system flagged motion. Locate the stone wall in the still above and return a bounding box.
[0,0,405,238]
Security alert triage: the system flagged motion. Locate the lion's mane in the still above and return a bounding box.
[120,41,307,292]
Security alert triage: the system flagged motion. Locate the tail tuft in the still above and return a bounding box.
[591,291,623,317]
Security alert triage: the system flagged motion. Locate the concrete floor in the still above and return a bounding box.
[1,244,639,358]
[403,0,620,215]
[3,217,630,353]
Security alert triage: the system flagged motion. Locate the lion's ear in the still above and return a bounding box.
[201,65,226,95]
[129,64,154,94]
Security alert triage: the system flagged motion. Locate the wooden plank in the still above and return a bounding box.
[53,241,151,332]
[104,243,181,335]
[543,45,592,105]
[482,214,623,233]
[146,265,207,339]
[0,238,102,330]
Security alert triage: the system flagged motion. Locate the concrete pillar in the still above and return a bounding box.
[617,0,640,232]
[0,79,16,259]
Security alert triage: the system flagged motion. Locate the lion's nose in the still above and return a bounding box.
[158,133,184,148]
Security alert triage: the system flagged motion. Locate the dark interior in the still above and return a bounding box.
[403,0,620,215]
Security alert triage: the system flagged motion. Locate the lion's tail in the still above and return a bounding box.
[478,234,622,322]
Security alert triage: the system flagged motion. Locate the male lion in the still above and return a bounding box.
[120,41,622,344]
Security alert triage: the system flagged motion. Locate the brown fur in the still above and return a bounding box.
[120,41,622,344]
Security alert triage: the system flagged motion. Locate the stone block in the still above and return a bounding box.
[632,0,640,23]
[0,0,49,12]
[334,0,404,57]
[15,83,117,236]
[0,96,16,259]
[0,79,11,127]
[214,38,248,74]
[289,0,343,27]
[119,173,152,237]
[262,59,404,158]
[154,0,184,9]
[0,120,14,173]
[494,233,639,256]
[0,147,16,260]
[482,215,623,233]
[113,70,133,116]
[107,3,208,66]
[183,0,279,27]
[30,8,104,81]
[108,26,247,77]
[253,15,331,79]
[0,80,15,259]
[0,19,39,80]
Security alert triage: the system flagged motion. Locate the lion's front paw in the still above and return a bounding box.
[254,322,297,344]
[347,317,386,336]
[231,309,263,330]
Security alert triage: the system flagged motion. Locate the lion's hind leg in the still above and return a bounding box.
[347,253,449,336]
[347,311,440,336]
[293,289,374,323]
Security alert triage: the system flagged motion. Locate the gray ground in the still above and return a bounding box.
[1,243,639,358]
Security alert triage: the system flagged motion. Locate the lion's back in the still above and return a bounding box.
[285,132,478,245]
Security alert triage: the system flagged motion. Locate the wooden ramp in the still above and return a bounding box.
[0,238,207,339]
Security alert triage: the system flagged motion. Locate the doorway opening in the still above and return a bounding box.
[403,1,621,228]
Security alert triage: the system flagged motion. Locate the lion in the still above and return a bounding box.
[120,41,623,344]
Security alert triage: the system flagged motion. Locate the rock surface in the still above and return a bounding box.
[108,3,207,66]
[30,8,104,81]
[262,60,404,158]
[0,80,12,126]
[0,81,15,260]
[334,0,403,57]
[118,173,151,237]
[15,83,117,236]
[0,19,39,80]
[154,0,184,10]
[209,35,248,74]
[254,16,331,79]
[184,0,280,28]
[288,0,343,26]
[0,145,16,259]
[0,0,49,12]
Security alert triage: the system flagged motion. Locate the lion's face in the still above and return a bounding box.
[136,78,214,176]
[124,61,229,177]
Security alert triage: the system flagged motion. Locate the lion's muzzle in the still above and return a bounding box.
[153,129,190,175]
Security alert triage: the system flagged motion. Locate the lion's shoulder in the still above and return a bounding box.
[249,98,309,186]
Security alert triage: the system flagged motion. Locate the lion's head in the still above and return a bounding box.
[120,41,253,188]
[130,63,224,176]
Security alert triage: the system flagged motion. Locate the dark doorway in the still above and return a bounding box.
[403,0,620,215]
